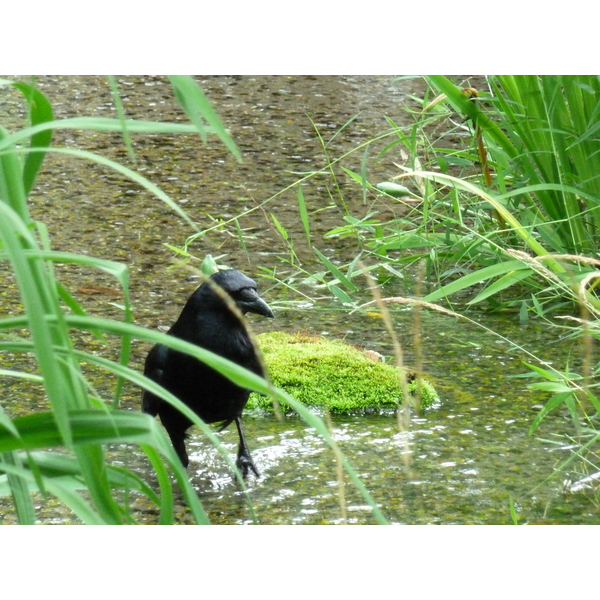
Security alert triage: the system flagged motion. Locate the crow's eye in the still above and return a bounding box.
[235,288,257,302]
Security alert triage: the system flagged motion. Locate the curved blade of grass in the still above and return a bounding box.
[271,212,289,240]
[0,369,43,383]
[529,392,574,434]
[0,117,206,151]
[500,182,600,208]
[314,247,358,291]
[0,126,29,221]
[0,410,162,452]
[168,75,242,162]
[1,146,198,231]
[398,170,566,271]
[0,450,160,501]
[326,113,360,148]
[10,82,54,195]
[468,268,535,305]
[0,459,105,524]
[424,259,531,303]
[74,443,125,524]
[55,282,106,341]
[140,443,204,525]
[0,456,148,524]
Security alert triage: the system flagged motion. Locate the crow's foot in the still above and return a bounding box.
[236,451,260,479]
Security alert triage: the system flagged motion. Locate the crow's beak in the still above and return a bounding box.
[239,289,275,318]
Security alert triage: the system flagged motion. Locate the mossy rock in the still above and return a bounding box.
[247,331,439,414]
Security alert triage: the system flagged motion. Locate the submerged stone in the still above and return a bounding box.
[247,331,439,414]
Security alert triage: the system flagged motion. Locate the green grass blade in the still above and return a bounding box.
[0,460,103,524]
[139,445,175,525]
[360,145,368,204]
[0,410,161,452]
[233,217,248,253]
[10,82,54,196]
[271,212,289,240]
[314,247,358,291]
[0,117,207,151]
[107,76,135,162]
[0,126,29,221]
[0,452,36,524]
[325,113,360,148]
[468,269,535,305]
[73,443,123,524]
[424,259,531,303]
[2,146,199,232]
[297,184,311,245]
[168,75,242,162]
[529,392,574,434]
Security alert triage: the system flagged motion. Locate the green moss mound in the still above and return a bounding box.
[248,331,439,414]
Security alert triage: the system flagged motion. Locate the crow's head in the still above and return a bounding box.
[204,270,274,318]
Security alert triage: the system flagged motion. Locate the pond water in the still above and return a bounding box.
[133,305,595,525]
[0,75,597,524]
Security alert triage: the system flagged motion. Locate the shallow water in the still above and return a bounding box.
[0,75,597,524]
[112,303,595,525]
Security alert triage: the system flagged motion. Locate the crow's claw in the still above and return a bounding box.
[236,451,260,479]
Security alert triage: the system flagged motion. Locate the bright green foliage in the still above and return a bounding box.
[420,76,600,313]
[429,75,600,256]
[489,75,600,254]
[248,332,439,414]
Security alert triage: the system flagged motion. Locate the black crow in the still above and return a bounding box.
[142,269,274,477]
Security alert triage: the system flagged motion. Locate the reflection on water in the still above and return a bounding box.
[120,399,596,525]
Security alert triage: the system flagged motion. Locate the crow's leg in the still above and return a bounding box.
[234,416,259,478]
[168,431,189,468]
